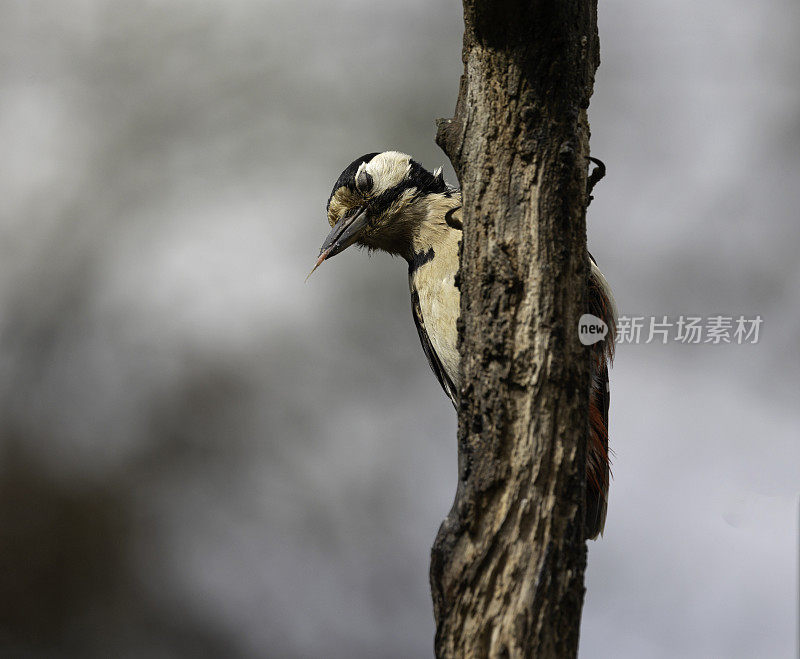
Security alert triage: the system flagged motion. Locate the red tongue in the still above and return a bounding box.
[304,248,332,282]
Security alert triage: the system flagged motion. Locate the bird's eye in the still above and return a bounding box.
[355,169,373,194]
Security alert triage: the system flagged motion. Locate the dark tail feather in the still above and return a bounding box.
[585,481,607,540]
[585,373,610,539]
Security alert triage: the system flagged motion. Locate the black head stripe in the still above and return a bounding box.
[369,183,410,219]
[327,152,380,210]
[327,153,450,217]
[407,159,448,195]
[366,159,450,218]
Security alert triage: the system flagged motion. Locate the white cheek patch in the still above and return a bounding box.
[365,151,412,195]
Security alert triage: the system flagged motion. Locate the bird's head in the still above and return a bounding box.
[309,151,449,277]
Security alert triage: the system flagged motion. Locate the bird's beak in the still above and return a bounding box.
[306,207,369,280]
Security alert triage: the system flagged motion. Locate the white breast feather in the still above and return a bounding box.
[410,236,461,390]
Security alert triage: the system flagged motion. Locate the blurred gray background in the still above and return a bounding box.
[2,1,798,657]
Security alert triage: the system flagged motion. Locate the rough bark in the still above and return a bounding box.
[430,2,600,657]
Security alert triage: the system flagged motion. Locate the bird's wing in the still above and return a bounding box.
[410,285,458,407]
[585,255,616,538]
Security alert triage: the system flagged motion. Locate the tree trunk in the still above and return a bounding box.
[430,2,600,657]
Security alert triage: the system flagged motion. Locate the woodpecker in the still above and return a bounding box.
[312,151,616,539]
